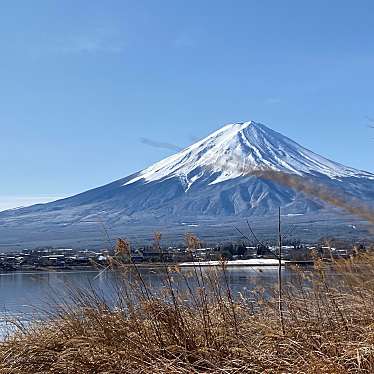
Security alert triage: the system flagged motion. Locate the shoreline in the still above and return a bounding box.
[0,259,315,274]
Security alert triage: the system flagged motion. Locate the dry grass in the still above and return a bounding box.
[1,250,374,373]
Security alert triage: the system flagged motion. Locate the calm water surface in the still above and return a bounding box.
[0,266,299,337]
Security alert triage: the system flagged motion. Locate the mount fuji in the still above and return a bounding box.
[1,121,374,248]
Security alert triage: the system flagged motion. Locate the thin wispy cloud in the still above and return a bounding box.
[188,134,200,143]
[174,31,197,49]
[0,195,67,212]
[55,35,125,55]
[365,116,374,128]
[140,137,183,152]
[28,28,126,58]
[174,34,196,48]
[54,34,125,55]
[265,97,282,105]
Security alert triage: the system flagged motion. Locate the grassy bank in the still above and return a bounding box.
[1,251,374,373]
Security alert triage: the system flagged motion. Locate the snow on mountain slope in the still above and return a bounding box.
[124,121,374,190]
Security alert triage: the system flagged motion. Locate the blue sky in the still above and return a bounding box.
[1,0,373,210]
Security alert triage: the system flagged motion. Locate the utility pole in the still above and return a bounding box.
[278,207,285,335]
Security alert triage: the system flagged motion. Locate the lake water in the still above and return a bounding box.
[0,266,297,338]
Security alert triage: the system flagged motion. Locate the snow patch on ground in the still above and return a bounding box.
[180,258,286,267]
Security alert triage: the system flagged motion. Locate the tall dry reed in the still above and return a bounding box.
[0,241,374,373]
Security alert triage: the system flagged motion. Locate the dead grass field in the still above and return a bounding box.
[1,246,374,373]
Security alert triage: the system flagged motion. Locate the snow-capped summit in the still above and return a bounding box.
[1,120,374,248]
[124,121,373,190]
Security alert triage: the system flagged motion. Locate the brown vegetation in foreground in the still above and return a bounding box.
[1,247,374,373]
